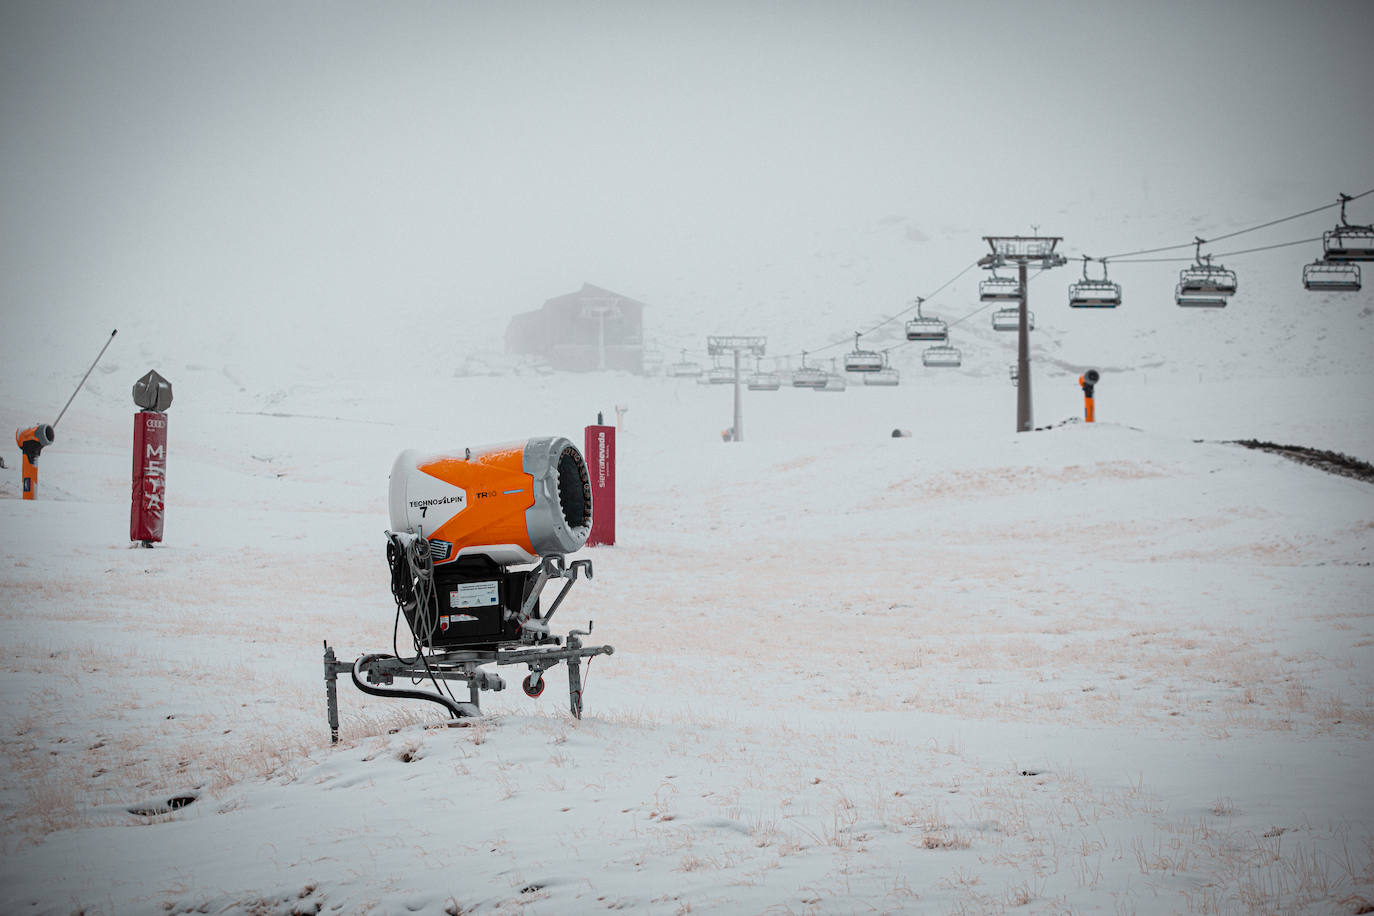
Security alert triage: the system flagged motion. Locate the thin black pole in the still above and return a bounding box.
[53,329,117,429]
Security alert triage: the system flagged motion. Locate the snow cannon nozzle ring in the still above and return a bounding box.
[16,424,55,460]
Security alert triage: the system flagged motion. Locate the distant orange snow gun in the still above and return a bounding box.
[1078,369,1100,423]
[14,329,117,499]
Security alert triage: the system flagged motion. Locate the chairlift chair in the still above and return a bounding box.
[1302,260,1361,292]
[922,344,962,368]
[1068,256,1122,308]
[992,307,1033,331]
[1174,283,1229,308]
[791,351,828,389]
[816,359,847,392]
[747,357,782,390]
[1177,239,1238,304]
[904,297,948,342]
[706,359,736,385]
[747,371,782,391]
[843,332,884,373]
[1177,263,1237,295]
[979,269,1022,302]
[1322,193,1374,261]
[863,351,900,386]
[1323,228,1374,262]
[668,349,704,378]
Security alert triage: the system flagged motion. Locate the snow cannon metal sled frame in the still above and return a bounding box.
[322,538,613,744]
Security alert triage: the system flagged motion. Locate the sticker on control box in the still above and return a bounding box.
[451,581,500,608]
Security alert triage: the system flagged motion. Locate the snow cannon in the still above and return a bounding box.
[321,435,613,740]
[15,424,55,499]
[12,329,118,500]
[1079,370,1100,423]
[388,436,592,567]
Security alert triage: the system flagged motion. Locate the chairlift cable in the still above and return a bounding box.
[777,258,981,360]
[1219,235,1329,258]
[1102,187,1374,261]
[1111,234,1324,264]
[884,266,1048,354]
[854,259,979,340]
[855,259,981,338]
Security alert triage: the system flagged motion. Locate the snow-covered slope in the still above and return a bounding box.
[2,295,1372,913]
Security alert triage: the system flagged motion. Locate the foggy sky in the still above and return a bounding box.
[2,0,1370,371]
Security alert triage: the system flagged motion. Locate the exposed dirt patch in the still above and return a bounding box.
[1230,440,1374,484]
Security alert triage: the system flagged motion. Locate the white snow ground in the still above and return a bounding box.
[2,253,1374,915]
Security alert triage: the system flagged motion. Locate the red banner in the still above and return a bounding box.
[584,424,615,546]
[131,412,167,543]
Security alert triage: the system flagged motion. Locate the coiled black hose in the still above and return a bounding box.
[350,653,471,719]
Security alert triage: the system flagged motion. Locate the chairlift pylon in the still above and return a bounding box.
[843,332,884,373]
[1322,193,1374,262]
[1302,259,1361,292]
[1068,256,1122,308]
[1176,238,1237,307]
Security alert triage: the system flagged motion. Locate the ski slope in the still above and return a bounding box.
[5,1,1374,908]
[2,284,1372,913]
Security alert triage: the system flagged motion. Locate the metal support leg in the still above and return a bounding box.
[321,620,612,736]
[468,662,483,712]
[324,641,340,744]
[566,630,585,719]
[567,654,583,720]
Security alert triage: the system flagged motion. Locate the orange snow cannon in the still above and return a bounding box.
[1079,370,1100,423]
[12,329,118,499]
[388,437,592,567]
[15,424,55,499]
[321,435,612,737]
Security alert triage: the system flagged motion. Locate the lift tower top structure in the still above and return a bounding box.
[978,235,1067,432]
[707,336,766,443]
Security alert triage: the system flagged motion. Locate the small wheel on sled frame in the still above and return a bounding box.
[522,673,545,698]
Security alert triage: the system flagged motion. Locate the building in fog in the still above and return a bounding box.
[505,283,645,373]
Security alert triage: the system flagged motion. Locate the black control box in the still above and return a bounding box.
[414,556,536,650]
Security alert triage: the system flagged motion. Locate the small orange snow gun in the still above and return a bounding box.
[15,424,55,498]
[14,329,117,500]
[1079,369,1100,423]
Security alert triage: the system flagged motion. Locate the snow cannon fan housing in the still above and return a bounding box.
[389,437,591,566]
[387,438,592,650]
